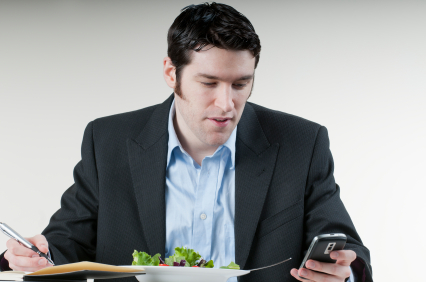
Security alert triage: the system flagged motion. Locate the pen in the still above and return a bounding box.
[0,222,55,265]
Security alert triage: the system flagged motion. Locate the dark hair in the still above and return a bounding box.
[167,2,261,96]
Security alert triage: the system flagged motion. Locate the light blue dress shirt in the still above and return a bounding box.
[164,101,354,282]
[165,101,236,274]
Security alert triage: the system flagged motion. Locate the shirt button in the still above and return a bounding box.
[200,213,207,220]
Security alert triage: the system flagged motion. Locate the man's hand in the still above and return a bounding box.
[290,250,356,282]
[4,234,53,271]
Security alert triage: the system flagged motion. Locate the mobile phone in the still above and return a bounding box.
[299,233,347,278]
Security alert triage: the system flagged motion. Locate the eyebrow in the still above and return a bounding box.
[195,73,253,81]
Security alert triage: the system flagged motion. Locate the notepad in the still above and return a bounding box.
[1,262,145,281]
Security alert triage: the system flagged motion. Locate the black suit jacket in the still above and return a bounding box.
[1,95,372,281]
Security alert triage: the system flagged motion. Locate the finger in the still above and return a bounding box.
[6,254,49,270]
[9,262,39,272]
[9,260,52,272]
[28,235,49,254]
[5,239,38,257]
[4,250,40,264]
[290,268,313,282]
[298,267,341,282]
[305,260,351,279]
[330,250,357,266]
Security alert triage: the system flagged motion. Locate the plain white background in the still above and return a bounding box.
[1,1,425,280]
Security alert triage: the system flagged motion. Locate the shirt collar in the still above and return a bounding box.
[166,100,237,168]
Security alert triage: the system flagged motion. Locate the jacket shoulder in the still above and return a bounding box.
[248,102,323,144]
[90,104,159,143]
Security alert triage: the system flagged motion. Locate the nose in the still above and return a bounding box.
[214,85,234,113]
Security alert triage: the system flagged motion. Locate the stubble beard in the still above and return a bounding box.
[174,87,233,148]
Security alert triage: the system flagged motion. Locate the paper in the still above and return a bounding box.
[0,271,28,281]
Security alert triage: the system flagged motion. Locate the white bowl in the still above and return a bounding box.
[122,265,250,282]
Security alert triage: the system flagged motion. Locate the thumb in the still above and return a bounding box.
[29,234,49,254]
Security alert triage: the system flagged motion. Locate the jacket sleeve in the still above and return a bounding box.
[41,121,99,264]
[304,126,373,282]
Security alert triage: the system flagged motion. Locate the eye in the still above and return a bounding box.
[202,82,216,87]
[233,83,247,89]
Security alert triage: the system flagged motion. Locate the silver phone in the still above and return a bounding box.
[299,233,347,278]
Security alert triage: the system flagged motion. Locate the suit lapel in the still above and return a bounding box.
[127,95,173,257]
[235,103,279,270]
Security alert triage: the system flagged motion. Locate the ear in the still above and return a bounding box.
[163,57,176,89]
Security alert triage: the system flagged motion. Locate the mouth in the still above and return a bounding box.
[208,117,232,127]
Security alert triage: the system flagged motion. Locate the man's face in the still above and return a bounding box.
[174,47,255,148]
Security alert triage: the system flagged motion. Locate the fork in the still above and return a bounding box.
[248,257,292,272]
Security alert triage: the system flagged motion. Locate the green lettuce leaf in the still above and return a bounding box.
[164,255,190,267]
[173,247,201,266]
[204,259,214,268]
[219,261,240,269]
[164,256,174,266]
[151,253,161,266]
[132,250,162,266]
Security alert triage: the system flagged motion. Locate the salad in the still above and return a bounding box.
[132,246,240,269]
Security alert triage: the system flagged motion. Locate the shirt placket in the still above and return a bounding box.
[191,153,220,261]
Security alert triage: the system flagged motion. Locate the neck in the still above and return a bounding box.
[173,110,218,166]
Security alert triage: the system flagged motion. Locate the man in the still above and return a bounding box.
[1,3,372,282]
